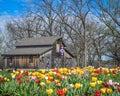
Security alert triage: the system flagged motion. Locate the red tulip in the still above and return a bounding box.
[56,90,65,95]
[0,78,4,83]
[18,79,22,85]
[24,71,29,75]
[94,68,103,74]
[95,90,101,96]
[104,82,109,87]
[16,74,23,80]
[56,88,67,96]
[117,86,120,92]
[53,69,59,73]
[36,80,41,84]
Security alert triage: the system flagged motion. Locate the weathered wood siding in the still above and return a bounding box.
[8,56,39,68]
[64,51,72,58]
[4,38,75,69]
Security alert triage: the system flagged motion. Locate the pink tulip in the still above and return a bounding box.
[30,76,36,80]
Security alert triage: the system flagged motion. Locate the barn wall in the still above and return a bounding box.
[64,51,72,58]
[7,56,39,69]
[19,56,23,67]
[33,56,39,68]
[40,50,52,57]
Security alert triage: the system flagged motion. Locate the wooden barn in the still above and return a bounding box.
[2,36,75,69]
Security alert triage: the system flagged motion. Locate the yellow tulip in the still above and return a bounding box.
[91,73,98,77]
[4,77,10,82]
[86,67,95,72]
[90,82,96,88]
[77,68,84,75]
[71,70,76,74]
[11,73,16,76]
[59,68,63,73]
[107,74,110,76]
[40,74,45,79]
[31,72,36,76]
[6,79,10,82]
[74,83,82,89]
[63,68,68,73]
[48,71,53,76]
[46,89,53,95]
[4,77,7,81]
[55,79,60,84]
[15,71,19,75]
[10,73,16,78]
[104,68,110,74]
[40,82,45,87]
[41,69,46,74]
[97,80,102,85]
[92,77,97,82]
[107,88,112,94]
[46,80,51,85]
[37,75,41,78]
[112,74,116,76]
[100,88,106,94]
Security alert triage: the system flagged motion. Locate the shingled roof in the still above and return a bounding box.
[16,36,62,47]
[2,36,62,56]
[2,47,52,56]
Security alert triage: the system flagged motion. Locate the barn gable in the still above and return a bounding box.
[2,36,75,69]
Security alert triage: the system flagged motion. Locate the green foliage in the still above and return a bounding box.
[0,67,120,96]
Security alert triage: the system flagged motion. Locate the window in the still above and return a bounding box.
[8,57,12,63]
[29,56,33,63]
[7,57,12,67]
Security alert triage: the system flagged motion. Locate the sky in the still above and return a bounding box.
[0,0,30,16]
[0,0,31,35]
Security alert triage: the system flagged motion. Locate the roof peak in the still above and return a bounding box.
[15,35,62,47]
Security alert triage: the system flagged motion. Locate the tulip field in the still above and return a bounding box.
[0,66,120,96]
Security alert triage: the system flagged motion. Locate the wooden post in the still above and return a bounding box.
[4,57,7,69]
[38,55,41,69]
[61,55,64,67]
[44,56,46,69]
[49,54,51,68]
[14,56,17,70]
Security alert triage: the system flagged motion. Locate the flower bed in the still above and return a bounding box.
[0,66,120,96]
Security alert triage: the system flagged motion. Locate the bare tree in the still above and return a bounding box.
[6,0,64,46]
[91,0,120,38]
[29,0,64,36]
[5,0,120,68]
[105,36,120,66]
[54,0,91,67]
